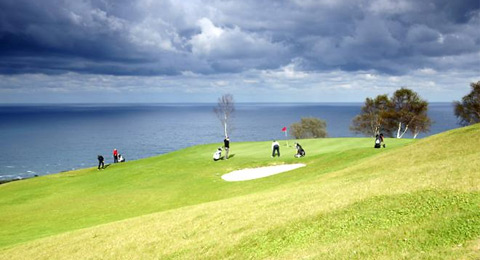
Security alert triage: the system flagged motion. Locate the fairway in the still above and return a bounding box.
[0,124,479,259]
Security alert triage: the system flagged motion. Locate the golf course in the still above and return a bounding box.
[0,124,479,259]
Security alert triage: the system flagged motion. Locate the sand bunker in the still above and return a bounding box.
[221,164,306,182]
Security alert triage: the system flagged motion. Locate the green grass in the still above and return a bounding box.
[231,190,480,259]
[0,124,479,259]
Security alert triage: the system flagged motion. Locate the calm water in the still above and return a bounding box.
[0,103,458,180]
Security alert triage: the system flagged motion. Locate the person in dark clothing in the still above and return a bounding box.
[97,155,105,169]
[113,148,118,163]
[380,133,386,148]
[224,136,230,159]
[272,140,280,157]
[294,143,306,158]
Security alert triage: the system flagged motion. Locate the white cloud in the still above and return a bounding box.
[1,68,476,103]
[292,0,342,8]
[213,80,228,86]
[243,79,259,84]
[368,0,414,15]
[388,76,401,82]
[263,63,309,79]
[189,17,286,62]
[128,18,180,52]
[190,18,224,55]
[417,68,437,75]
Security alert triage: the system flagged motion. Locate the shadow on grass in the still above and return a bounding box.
[98,164,111,170]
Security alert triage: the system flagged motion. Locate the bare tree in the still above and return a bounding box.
[213,94,235,137]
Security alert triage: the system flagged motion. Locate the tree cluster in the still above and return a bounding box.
[290,117,327,139]
[214,82,480,142]
[351,88,431,138]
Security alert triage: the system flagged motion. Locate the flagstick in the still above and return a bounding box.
[285,129,288,147]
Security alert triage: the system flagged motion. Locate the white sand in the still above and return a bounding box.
[221,164,306,182]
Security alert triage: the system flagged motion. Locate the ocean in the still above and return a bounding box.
[0,103,459,180]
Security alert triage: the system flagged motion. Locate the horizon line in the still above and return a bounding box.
[0,101,455,105]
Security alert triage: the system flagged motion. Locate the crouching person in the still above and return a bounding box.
[213,147,223,161]
[294,143,306,158]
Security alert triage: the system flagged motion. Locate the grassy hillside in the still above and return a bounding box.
[1,124,479,259]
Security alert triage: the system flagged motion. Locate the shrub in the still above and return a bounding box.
[290,117,327,139]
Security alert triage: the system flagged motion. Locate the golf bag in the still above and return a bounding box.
[213,148,222,161]
[298,148,306,157]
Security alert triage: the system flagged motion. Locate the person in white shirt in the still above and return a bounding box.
[213,147,223,161]
[271,140,280,157]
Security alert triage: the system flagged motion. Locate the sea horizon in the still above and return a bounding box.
[1,102,459,181]
[0,101,454,105]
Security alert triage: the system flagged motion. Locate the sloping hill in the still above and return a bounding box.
[0,137,412,249]
[1,124,479,259]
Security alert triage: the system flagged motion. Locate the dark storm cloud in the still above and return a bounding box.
[0,0,478,76]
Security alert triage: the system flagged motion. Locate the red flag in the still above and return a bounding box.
[281,127,287,132]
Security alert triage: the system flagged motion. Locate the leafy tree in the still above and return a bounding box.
[409,114,432,139]
[385,88,431,138]
[454,81,480,126]
[350,94,391,137]
[290,117,327,139]
[350,88,431,138]
[213,94,235,138]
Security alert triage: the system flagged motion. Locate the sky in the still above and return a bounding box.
[0,0,479,103]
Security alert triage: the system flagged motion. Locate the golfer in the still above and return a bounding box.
[113,148,118,163]
[272,140,280,157]
[224,136,230,159]
[97,155,105,169]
